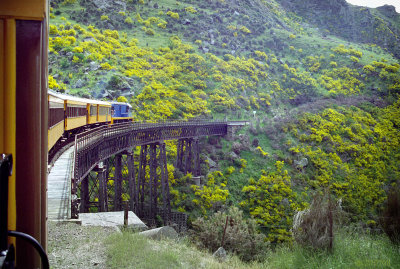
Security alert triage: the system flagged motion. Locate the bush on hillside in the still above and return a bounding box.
[380,185,400,244]
[191,207,267,262]
[292,192,341,250]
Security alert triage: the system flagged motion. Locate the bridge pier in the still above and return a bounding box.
[138,144,148,217]
[97,165,107,212]
[114,154,122,211]
[176,138,200,176]
[80,175,89,213]
[136,142,171,224]
[127,152,135,214]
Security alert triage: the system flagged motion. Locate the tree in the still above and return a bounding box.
[117,96,128,103]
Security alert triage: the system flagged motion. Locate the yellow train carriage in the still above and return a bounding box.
[48,92,65,151]
[87,100,111,125]
[87,103,97,124]
[98,103,111,123]
[64,97,87,131]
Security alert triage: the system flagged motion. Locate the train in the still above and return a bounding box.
[0,1,133,267]
[48,90,133,156]
[1,0,50,267]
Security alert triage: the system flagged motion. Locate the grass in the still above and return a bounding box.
[105,230,246,269]
[265,229,400,269]
[105,229,400,269]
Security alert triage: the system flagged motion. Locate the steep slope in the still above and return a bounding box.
[48,0,400,246]
[277,0,400,58]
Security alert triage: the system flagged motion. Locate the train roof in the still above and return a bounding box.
[48,90,111,106]
[110,101,132,108]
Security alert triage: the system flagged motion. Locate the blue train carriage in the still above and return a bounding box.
[110,101,134,124]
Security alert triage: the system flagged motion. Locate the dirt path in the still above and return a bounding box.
[48,221,116,269]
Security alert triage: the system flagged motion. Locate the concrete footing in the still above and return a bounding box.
[78,211,147,230]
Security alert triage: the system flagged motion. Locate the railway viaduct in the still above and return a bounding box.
[48,120,247,229]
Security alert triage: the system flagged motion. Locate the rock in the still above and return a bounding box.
[377,5,397,18]
[294,158,308,170]
[228,151,239,161]
[93,0,126,10]
[252,138,259,147]
[238,134,251,148]
[90,61,100,71]
[92,0,110,10]
[139,226,178,240]
[203,155,217,168]
[74,79,85,88]
[213,247,227,262]
[83,37,97,43]
[182,19,191,25]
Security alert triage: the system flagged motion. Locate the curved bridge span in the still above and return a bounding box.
[49,120,247,228]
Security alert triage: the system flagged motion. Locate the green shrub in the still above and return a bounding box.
[292,192,340,250]
[380,185,400,244]
[191,207,267,262]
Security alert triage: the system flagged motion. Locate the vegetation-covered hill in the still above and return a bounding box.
[49,0,400,253]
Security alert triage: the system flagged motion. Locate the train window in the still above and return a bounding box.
[67,105,86,118]
[99,106,110,115]
[90,105,97,116]
[48,102,64,128]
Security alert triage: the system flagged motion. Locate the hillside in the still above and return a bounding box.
[48,0,400,256]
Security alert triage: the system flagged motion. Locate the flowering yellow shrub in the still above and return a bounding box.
[185,6,197,13]
[191,171,229,215]
[240,161,306,243]
[166,11,179,19]
[239,26,251,34]
[256,146,269,156]
[292,102,400,219]
[48,75,59,89]
[124,17,133,24]
[100,62,114,70]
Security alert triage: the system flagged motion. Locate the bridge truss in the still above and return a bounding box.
[71,120,230,228]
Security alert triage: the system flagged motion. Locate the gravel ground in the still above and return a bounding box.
[48,221,117,269]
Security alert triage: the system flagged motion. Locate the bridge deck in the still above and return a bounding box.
[48,146,73,219]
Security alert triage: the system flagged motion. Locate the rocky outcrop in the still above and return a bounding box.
[276,0,400,58]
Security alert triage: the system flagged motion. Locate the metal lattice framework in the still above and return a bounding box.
[70,120,230,223]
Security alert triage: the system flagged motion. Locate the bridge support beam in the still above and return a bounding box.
[80,175,89,213]
[159,142,171,225]
[114,154,122,211]
[96,165,107,212]
[176,138,201,176]
[149,143,157,220]
[127,152,135,213]
[134,142,171,225]
[137,145,148,217]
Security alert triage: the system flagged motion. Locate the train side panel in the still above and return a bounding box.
[88,104,97,124]
[98,104,111,123]
[65,99,87,131]
[48,94,64,151]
